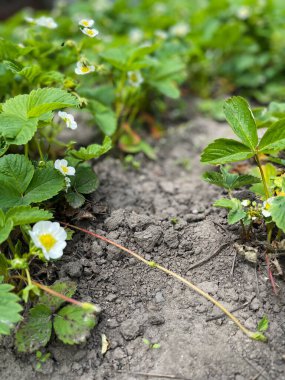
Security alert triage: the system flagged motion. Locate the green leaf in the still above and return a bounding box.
[0,39,20,60]
[90,100,117,136]
[6,206,53,226]
[26,88,79,118]
[0,218,13,244]
[250,332,267,342]
[200,138,254,165]
[203,167,260,190]
[0,88,79,145]
[22,284,41,303]
[0,254,9,276]
[72,166,99,194]
[224,96,258,150]
[0,114,38,145]
[0,157,64,209]
[228,206,247,225]
[119,134,156,159]
[0,135,9,157]
[150,80,180,99]
[0,209,5,226]
[54,305,97,345]
[69,136,112,161]
[230,174,261,189]
[257,316,269,332]
[258,119,285,153]
[65,192,85,208]
[100,48,128,70]
[0,154,34,193]
[270,196,285,233]
[2,88,79,118]
[0,277,22,335]
[214,198,236,209]
[38,281,77,312]
[15,305,52,352]
[250,163,277,198]
[23,166,64,204]
[214,198,246,224]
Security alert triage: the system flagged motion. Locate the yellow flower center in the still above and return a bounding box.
[39,234,57,251]
[265,202,271,210]
[61,165,69,174]
[131,73,137,81]
[81,66,90,73]
[82,21,89,27]
[87,30,94,36]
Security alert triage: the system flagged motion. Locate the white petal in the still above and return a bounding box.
[67,167,76,176]
[60,159,68,167]
[79,19,95,27]
[32,221,52,234]
[54,159,62,170]
[48,243,66,259]
[82,28,99,38]
[58,111,68,119]
[69,121,78,130]
[262,210,271,218]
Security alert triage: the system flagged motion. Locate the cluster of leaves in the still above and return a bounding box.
[201,95,285,240]
[0,87,105,352]
[0,1,187,157]
[15,281,97,352]
[58,0,285,103]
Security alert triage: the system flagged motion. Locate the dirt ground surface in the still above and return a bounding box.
[1,116,285,380]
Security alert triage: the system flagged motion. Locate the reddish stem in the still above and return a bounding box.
[32,280,84,307]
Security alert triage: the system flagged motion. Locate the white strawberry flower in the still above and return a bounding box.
[169,22,190,37]
[128,71,144,87]
[237,6,251,20]
[54,159,75,176]
[154,30,168,39]
[29,221,67,260]
[58,111,77,130]
[25,16,35,24]
[129,28,143,43]
[79,19,95,28]
[35,16,58,29]
[262,197,274,218]
[81,27,99,38]
[75,61,95,75]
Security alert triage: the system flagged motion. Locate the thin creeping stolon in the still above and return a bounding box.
[61,222,267,342]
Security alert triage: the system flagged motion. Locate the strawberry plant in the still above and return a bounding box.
[0,86,107,351]
[201,96,285,279]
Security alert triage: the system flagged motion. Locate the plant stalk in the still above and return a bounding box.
[61,222,266,341]
[31,280,101,313]
[255,154,270,199]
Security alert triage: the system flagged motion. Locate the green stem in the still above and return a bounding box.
[7,237,16,256]
[24,143,29,158]
[255,154,270,199]
[25,269,32,286]
[35,137,44,161]
[267,223,274,244]
[276,229,283,241]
